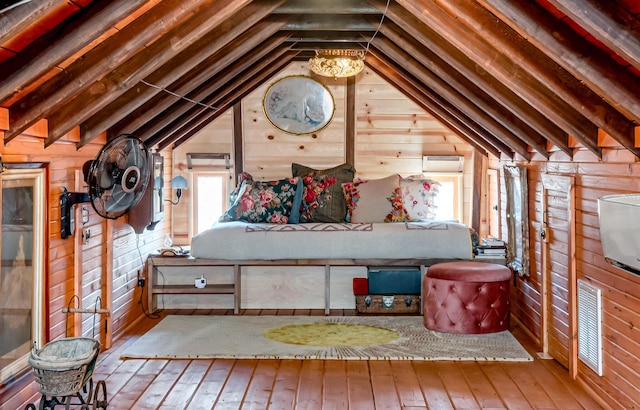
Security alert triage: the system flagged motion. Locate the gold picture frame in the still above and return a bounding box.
[263,75,335,135]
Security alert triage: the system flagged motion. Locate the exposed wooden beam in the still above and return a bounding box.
[281,15,376,31]
[154,51,298,149]
[134,45,297,145]
[478,0,640,123]
[285,32,367,44]
[0,0,147,105]
[140,46,298,146]
[78,23,290,148]
[274,0,379,14]
[393,0,601,158]
[377,12,572,157]
[156,53,298,150]
[233,103,244,176]
[369,50,519,159]
[440,0,639,157]
[45,0,280,147]
[5,0,213,144]
[346,76,356,166]
[0,0,64,45]
[370,34,545,159]
[545,0,640,72]
[366,54,509,159]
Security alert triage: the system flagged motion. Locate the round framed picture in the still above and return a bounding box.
[263,75,335,134]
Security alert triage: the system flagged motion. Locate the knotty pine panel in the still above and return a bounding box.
[497,152,640,408]
[241,63,347,181]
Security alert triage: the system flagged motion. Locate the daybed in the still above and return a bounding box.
[190,220,474,261]
[187,220,474,313]
[163,164,476,312]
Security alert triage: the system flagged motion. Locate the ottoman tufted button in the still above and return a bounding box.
[423,261,511,334]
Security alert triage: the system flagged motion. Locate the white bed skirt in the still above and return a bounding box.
[190,221,473,261]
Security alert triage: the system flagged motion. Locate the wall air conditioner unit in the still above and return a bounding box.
[597,194,640,275]
[422,155,464,172]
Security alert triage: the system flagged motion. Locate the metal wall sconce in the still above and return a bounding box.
[167,175,188,205]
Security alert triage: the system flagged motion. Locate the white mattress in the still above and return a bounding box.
[190,221,473,260]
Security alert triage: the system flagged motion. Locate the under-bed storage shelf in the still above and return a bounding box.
[147,254,241,314]
[153,284,236,294]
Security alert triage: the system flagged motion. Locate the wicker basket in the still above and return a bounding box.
[29,337,100,397]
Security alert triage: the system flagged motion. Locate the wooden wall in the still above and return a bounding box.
[496,144,640,409]
[170,62,476,242]
[0,118,169,350]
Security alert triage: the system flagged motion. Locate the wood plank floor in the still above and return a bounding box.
[18,309,604,409]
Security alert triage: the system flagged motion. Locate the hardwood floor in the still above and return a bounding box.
[18,309,604,409]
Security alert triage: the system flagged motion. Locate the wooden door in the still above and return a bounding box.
[540,173,576,374]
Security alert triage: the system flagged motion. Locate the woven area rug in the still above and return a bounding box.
[121,315,533,361]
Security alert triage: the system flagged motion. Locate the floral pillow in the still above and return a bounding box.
[342,174,408,223]
[292,163,355,223]
[219,177,300,224]
[228,172,253,206]
[400,175,440,221]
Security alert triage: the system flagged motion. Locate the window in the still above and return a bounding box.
[424,173,463,223]
[192,172,228,235]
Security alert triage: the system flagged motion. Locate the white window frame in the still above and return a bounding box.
[423,172,464,223]
[190,171,229,237]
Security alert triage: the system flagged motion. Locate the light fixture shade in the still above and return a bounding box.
[171,175,188,189]
[309,49,365,78]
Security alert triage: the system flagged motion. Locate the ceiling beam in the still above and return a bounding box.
[440,0,639,157]
[285,32,367,44]
[138,46,299,145]
[478,0,640,123]
[154,52,299,150]
[367,54,511,159]
[4,0,213,144]
[273,0,379,14]
[44,0,282,147]
[369,38,535,159]
[0,0,65,45]
[393,0,601,158]
[280,15,376,31]
[79,22,290,148]
[545,0,640,72]
[373,23,549,158]
[377,11,572,157]
[0,0,147,106]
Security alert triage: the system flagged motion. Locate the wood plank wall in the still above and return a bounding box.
[493,146,640,409]
[0,125,168,347]
[170,62,475,242]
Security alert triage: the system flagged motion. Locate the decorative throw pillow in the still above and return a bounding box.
[219,177,300,224]
[400,175,440,221]
[228,172,253,206]
[342,174,407,223]
[292,163,355,223]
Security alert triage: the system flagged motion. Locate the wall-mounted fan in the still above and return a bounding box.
[60,134,151,239]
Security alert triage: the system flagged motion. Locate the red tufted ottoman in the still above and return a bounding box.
[423,261,511,334]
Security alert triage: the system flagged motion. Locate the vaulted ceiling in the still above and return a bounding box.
[1,0,639,160]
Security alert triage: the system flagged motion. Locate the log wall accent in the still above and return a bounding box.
[494,146,640,409]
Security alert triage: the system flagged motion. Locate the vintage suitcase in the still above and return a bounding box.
[367,266,421,295]
[355,294,421,314]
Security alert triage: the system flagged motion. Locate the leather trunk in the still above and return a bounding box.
[355,294,421,314]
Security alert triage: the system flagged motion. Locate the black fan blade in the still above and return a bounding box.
[105,185,135,213]
[124,138,140,169]
[99,166,115,189]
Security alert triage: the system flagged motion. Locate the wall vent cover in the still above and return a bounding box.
[577,279,603,376]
